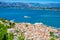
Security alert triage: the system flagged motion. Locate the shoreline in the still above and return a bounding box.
[0,18,60,40]
[15,22,60,28]
[14,22,60,40]
[0,18,60,28]
[0,7,60,12]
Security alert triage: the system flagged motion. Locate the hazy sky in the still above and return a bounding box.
[0,0,60,3]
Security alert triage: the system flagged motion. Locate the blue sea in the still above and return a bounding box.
[0,8,60,28]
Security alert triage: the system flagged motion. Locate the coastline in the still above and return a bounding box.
[0,1,60,40]
[1,18,60,28]
[15,21,60,29]
[0,7,60,11]
[0,18,60,40]
[14,22,60,40]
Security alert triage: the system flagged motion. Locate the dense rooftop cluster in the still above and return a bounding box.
[0,18,60,40]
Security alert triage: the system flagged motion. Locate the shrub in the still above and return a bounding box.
[18,34,25,40]
[50,38,55,40]
[0,23,7,40]
[50,32,54,37]
[25,24,28,27]
[7,33,14,40]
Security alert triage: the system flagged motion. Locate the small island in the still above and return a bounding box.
[0,18,60,40]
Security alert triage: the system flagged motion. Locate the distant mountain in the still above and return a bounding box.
[0,2,60,10]
[30,3,60,7]
[0,2,60,7]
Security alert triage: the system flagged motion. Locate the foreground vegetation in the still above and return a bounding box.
[0,18,25,40]
[0,18,15,40]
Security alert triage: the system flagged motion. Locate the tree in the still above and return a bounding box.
[18,33,25,40]
[0,23,7,40]
[25,24,28,27]
[50,38,55,40]
[7,33,14,40]
[50,32,54,37]
[18,35,25,40]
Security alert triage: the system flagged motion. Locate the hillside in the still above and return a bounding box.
[0,2,60,10]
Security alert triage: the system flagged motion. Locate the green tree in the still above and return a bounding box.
[18,33,25,40]
[0,18,14,40]
[25,24,28,27]
[0,23,7,40]
[18,36,25,40]
[50,32,54,37]
[50,38,55,40]
[7,33,14,40]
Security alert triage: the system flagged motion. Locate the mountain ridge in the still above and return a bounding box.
[0,2,60,11]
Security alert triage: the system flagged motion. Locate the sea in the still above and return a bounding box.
[0,8,60,28]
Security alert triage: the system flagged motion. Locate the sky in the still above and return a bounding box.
[0,0,60,3]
